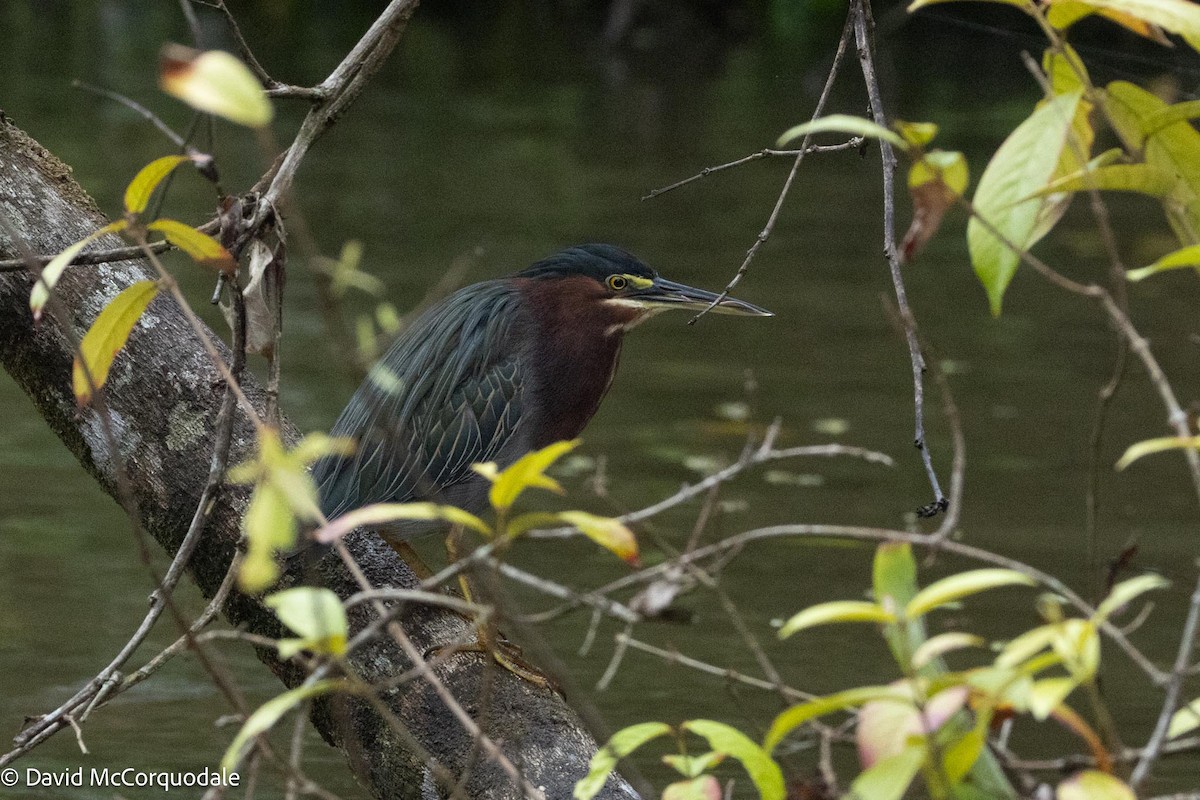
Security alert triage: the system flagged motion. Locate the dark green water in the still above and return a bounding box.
[3,1,1200,796]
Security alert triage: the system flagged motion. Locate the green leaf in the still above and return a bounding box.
[265,587,348,658]
[159,45,274,128]
[1116,435,1200,470]
[1167,697,1200,738]
[1127,244,1200,281]
[314,502,492,544]
[777,114,907,150]
[872,542,929,674]
[556,511,639,565]
[682,720,785,800]
[905,569,1035,619]
[72,280,159,406]
[1057,769,1136,800]
[1029,676,1078,720]
[873,542,919,608]
[778,601,895,638]
[764,686,908,752]
[847,742,926,800]
[481,439,580,511]
[145,218,235,273]
[124,155,192,215]
[574,722,673,800]
[30,220,127,321]
[912,632,986,669]
[1105,81,1200,237]
[967,91,1084,315]
[220,680,343,772]
[662,752,724,779]
[1094,574,1170,621]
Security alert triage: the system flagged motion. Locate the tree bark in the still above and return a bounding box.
[0,115,637,800]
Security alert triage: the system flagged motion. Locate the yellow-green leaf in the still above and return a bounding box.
[1030,163,1176,202]
[220,680,344,772]
[777,114,907,150]
[240,482,295,592]
[314,501,492,543]
[1094,573,1170,621]
[968,91,1083,315]
[1050,619,1100,680]
[908,0,1030,11]
[778,601,896,638]
[266,587,348,658]
[124,155,191,215]
[895,120,939,148]
[1043,44,1089,96]
[1116,435,1200,470]
[996,624,1059,669]
[943,724,987,783]
[556,511,639,565]
[905,569,1035,619]
[146,218,235,273]
[764,686,908,752]
[1146,99,1200,136]
[72,280,159,405]
[1057,770,1136,800]
[847,742,926,800]
[575,722,673,800]
[484,439,580,511]
[30,220,127,321]
[1127,244,1200,281]
[1167,697,1200,738]
[909,150,969,196]
[1071,0,1200,43]
[681,720,785,800]
[662,752,725,779]
[662,776,721,800]
[1029,676,1078,720]
[912,632,986,669]
[160,45,273,128]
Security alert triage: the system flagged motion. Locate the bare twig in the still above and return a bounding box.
[852,0,946,518]
[642,140,863,201]
[1131,573,1200,789]
[685,9,856,324]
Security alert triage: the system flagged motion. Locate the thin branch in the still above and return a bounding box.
[1131,573,1200,789]
[685,8,856,324]
[642,139,863,201]
[852,0,946,518]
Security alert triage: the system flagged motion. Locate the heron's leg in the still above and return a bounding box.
[383,538,434,580]
[437,528,551,689]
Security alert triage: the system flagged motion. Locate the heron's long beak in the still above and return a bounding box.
[632,277,774,317]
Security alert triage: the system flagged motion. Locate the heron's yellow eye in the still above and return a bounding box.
[606,274,628,291]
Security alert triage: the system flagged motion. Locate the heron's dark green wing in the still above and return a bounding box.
[315,281,529,518]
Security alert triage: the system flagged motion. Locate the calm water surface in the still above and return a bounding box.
[2,2,1200,796]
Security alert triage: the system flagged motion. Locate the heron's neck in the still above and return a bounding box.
[517,276,631,445]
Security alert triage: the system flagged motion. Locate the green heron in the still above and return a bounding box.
[313,243,772,529]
